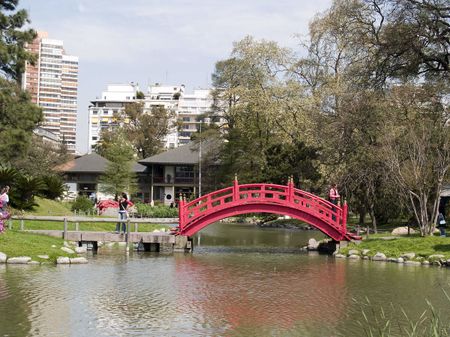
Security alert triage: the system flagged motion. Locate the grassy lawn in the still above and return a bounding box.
[0,230,76,263]
[19,197,73,216]
[10,219,170,232]
[341,235,450,259]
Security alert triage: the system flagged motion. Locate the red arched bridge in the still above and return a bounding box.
[177,178,358,241]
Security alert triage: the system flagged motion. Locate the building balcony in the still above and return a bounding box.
[153,176,195,184]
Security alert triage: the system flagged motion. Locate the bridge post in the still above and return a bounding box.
[233,174,239,201]
[342,201,348,231]
[178,194,184,231]
[288,176,294,203]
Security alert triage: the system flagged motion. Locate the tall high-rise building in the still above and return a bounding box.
[22,31,79,153]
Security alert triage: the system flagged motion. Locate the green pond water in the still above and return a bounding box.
[0,222,449,336]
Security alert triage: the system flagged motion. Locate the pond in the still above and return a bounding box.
[0,222,449,336]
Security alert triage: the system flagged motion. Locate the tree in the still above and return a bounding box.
[13,135,72,177]
[0,78,42,163]
[123,103,173,159]
[374,0,449,83]
[382,84,450,236]
[293,0,449,233]
[98,130,137,198]
[96,103,172,159]
[210,36,320,185]
[0,0,37,83]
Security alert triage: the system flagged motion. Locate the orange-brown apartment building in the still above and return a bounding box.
[22,31,79,153]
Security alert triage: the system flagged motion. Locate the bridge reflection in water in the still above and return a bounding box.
[173,252,348,334]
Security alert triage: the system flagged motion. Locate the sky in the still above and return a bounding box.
[19,0,332,154]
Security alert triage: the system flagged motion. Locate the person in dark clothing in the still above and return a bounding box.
[437,212,446,237]
[115,193,129,234]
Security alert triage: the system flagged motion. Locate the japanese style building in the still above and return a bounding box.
[58,143,202,205]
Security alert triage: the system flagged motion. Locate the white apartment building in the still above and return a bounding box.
[22,31,79,153]
[87,84,138,152]
[87,83,214,151]
[177,89,212,144]
[145,84,185,149]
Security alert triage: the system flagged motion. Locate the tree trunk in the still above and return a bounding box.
[368,208,377,234]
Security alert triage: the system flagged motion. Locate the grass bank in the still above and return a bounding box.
[16,197,73,216]
[0,230,76,263]
[340,235,450,260]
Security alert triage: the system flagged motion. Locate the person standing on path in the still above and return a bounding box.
[0,186,10,233]
[115,193,130,234]
[0,186,10,212]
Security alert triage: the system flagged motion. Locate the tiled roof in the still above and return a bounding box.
[139,142,200,165]
[56,153,149,173]
[56,153,108,173]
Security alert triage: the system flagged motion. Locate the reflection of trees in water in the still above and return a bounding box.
[0,265,32,336]
[174,254,348,335]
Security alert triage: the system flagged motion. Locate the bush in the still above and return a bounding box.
[41,175,66,199]
[71,196,93,213]
[134,202,178,218]
[11,175,45,210]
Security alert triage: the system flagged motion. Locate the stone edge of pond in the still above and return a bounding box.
[0,254,89,265]
[333,250,450,267]
[305,238,450,268]
[0,240,89,266]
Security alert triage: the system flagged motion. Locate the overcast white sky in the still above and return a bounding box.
[19,0,332,154]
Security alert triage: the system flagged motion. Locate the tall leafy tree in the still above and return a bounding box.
[210,36,320,185]
[95,103,172,159]
[297,0,449,234]
[0,0,37,82]
[123,102,172,159]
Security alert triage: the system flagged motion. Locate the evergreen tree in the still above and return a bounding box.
[0,0,37,82]
[0,78,42,163]
[0,1,42,163]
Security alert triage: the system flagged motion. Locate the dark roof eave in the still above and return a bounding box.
[139,161,198,165]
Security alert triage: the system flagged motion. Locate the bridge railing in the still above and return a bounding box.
[179,179,347,234]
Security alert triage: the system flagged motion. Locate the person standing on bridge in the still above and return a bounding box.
[115,193,130,234]
[329,183,340,221]
[328,183,340,206]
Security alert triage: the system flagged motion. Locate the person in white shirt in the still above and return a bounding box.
[0,186,10,212]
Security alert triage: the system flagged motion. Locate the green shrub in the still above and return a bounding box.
[41,175,66,199]
[11,175,45,210]
[71,196,93,213]
[134,202,178,218]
